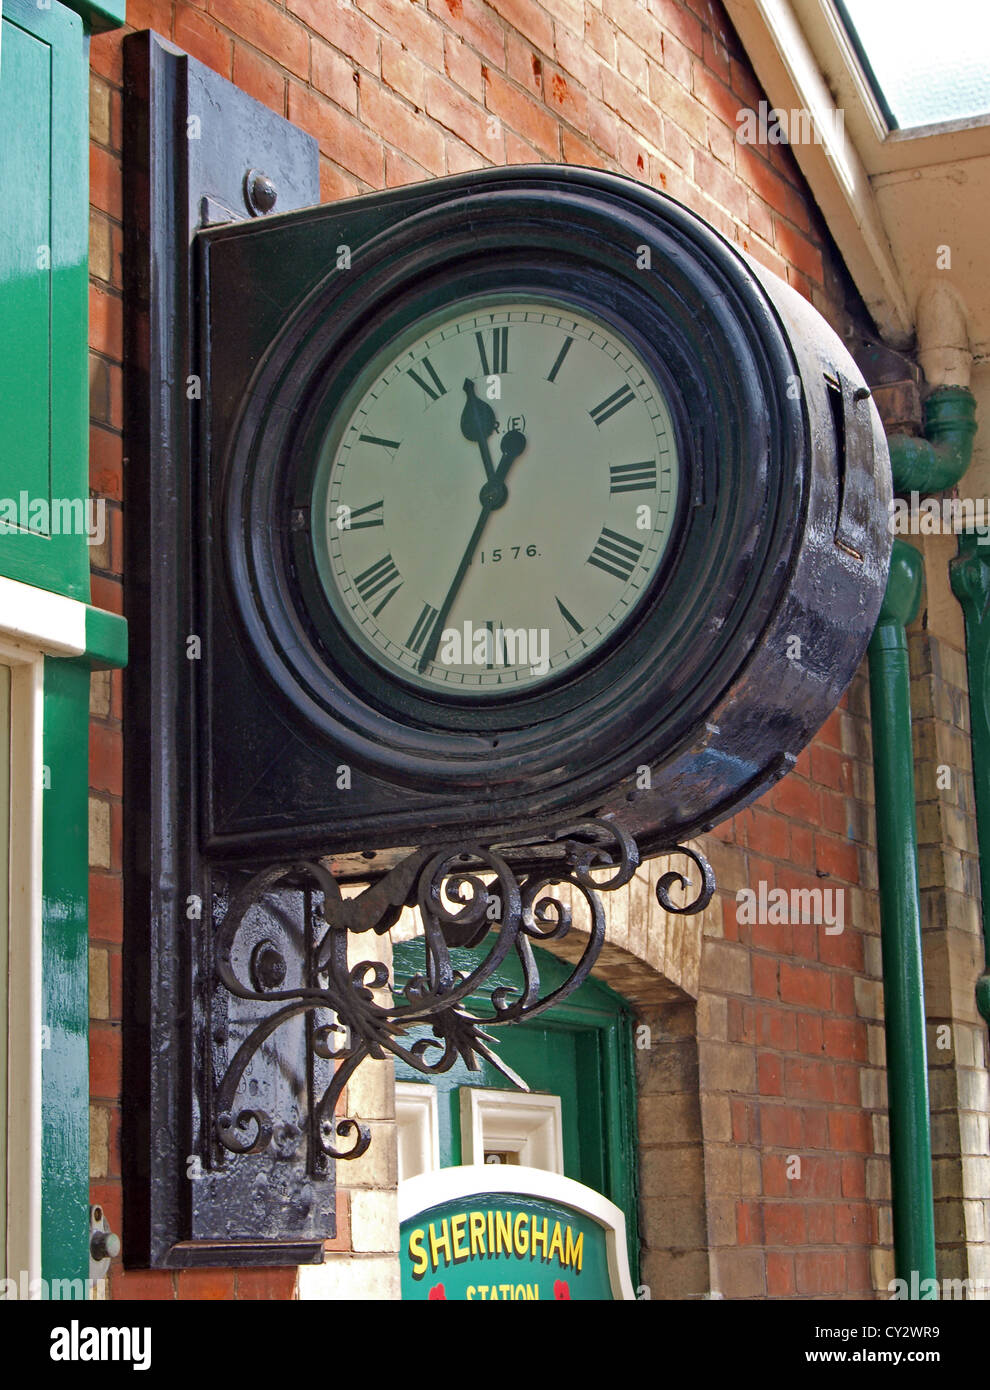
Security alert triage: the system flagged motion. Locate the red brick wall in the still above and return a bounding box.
[701,677,883,1300]
[87,0,883,1299]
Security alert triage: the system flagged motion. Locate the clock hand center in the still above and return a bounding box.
[477,428,528,510]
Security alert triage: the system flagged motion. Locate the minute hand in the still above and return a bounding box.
[418,428,528,673]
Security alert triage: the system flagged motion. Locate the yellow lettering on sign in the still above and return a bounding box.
[429,1218,451,1271]
[490,1284,499,1300]
[565,1227,584,1274]
[408,1206,589,1285]
[469,1211,486,1257]
[548,1221,564,1264]
[408,1227,427,1279]
[495,1210,512,1256]
[451,1213,469,1262]
[466,1286,476,1300]
[513,1211,529,1256]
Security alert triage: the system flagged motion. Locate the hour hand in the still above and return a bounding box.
[460,378,497,481]
[497,427,527,477]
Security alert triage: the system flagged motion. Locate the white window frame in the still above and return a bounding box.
[0,575,87,1290]
[2,641,44,1288]
[395,1081,441,1181]
[459,1087,564,1174]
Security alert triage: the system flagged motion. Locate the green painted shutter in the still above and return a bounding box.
[0,0,89,601]
[61,1,127,35]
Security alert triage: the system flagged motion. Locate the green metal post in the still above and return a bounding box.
[867,538,937,1290]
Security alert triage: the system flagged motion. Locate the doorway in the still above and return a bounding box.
[392,938,640,1282]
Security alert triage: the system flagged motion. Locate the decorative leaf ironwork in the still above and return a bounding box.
[210,820,715,1164]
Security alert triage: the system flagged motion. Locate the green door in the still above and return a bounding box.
[393,940,640,1280]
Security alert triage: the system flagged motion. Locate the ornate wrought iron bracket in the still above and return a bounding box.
[211,819,716,1167]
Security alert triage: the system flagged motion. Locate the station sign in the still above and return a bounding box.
[399,1166,635,1301]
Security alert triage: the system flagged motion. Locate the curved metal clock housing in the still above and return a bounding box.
[204,165,891,860]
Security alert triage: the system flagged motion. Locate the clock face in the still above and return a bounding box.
[309,296,680,697]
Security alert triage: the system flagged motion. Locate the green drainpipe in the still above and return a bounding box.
[868,382,975,1292]
[886,386,976,493]
[868,539,937,1290]
[889,382,986,1029]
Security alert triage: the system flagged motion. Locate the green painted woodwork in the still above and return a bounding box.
[40,656,92,1288]
[62,0,127,34]
[392,940,640,1282]
[950,532,990,1027]
[0,665,9,1281]
[867,538,937,1289]
[886,387,977,495]
[0,0,128,1291]
[0,0,89,602]
[85,604,128,671]
[38,630,126,1294]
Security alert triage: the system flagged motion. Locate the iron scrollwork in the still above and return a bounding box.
[210,820,715,1169]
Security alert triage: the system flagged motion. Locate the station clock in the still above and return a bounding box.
[123,34,892,1268]
[204,164,890,868]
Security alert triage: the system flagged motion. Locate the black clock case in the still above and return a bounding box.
[199,165,891,871]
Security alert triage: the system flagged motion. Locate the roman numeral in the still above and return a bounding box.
[407,602,439,655]
[609,461,657,494]
[346,499,384,529]
[407,357,446,402]
[587,527,643,581]
[555,597,584,637]
[354,553,402,614]
[547,336,574,383]
[476,327,508,376]
[590,385,635,425]
[486,619,506,668]
[358,433,401,451]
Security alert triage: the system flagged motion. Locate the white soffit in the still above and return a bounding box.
[794,0,990,369]
[724,0,913,344]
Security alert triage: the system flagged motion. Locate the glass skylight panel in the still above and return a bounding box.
[837,0,990,130]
